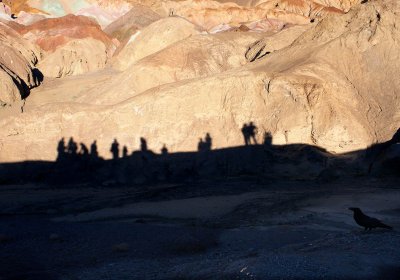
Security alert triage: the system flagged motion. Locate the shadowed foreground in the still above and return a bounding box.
[1,132,399,186]
[1,177,400,279]
[0,133,399,279]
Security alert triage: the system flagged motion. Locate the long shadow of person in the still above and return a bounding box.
[241,122,258,145]
[263,131,273,146]
[90,140,99,159]
[57,137,66,161]
[161,144,168,155]
[198,138,205,151]
[123,145,128,158]
[80,143,89,156]
[205,133,212,150]
[140,137,148,152]
[241,124,249,145]
[198,133,212,151]
[110,139,120,160]
[67,137,78,156]
[248,122,258,145]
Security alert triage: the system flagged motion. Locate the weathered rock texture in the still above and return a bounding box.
[111,17,201,71]
[4,0,131,27]
[158,0,344,31]
[104,4,161,42]
[3,0,349,31]
[0,0,398,166]
[3,0,44,15]
[0,21,41,106]
[81,31,266,104]
[37,38,109,78]
[0,2,12,20]
[17,15,116,77]
[18,14,114,52]
[245,24,310,61]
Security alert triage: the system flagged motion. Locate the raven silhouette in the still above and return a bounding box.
[349,207,393,231]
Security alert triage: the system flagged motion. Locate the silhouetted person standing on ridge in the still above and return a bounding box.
[110,139,119,159]
[57,138,66,160]
[349,207,393,231]
[90,141,98,158]
[67,137,78,155]
[140,137,148,152]
[122,146,128,158]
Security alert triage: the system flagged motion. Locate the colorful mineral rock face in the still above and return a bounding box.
[3,0,130,27]
[0,0,398,165]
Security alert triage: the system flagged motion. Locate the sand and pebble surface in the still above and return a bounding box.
[1,177,400,279]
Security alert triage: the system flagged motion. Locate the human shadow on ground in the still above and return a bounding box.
[0,125,399,186]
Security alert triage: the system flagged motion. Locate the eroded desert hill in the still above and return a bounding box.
[0,0,398,163]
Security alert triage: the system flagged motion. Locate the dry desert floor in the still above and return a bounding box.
[1,176,400,279]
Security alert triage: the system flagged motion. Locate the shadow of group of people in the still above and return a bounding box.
[57,122,272,163]
[57,136,167,164]
[110,139,130,159]
[198,133,212,152]
[47,124,327,186]
[242,122,258,145]
[57,137,98,160]
[48,124,400,186]
[1,123,398,186]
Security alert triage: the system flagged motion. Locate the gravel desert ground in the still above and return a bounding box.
[1,177,399,279]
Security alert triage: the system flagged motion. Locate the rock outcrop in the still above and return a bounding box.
[111,17,201,71]
[2,0,44,15]
[4,0,131,27]
[245,24,310,62]
[0,70,20,106]
[80,31,266,104]
[18,15,114,52]
[311,0,361,11]
[3,0,351,30]
[158,0,345,31]
[17,15,116,77]
[104,4,161,42]
[37,38,109,78]
[268,0,345,20]
[0,1,12,20]
[0,21,41,106]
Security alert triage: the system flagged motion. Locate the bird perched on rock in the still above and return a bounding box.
[349,207,393,231]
